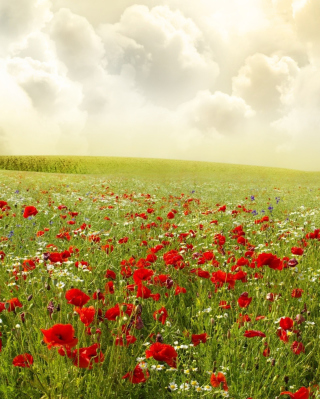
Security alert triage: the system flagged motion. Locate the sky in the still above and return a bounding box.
[1,0,320,170]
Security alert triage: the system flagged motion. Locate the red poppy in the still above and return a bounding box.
[105,281,114,294]
[0,251,5,260]
[105,269,116,280]
[238,292,252,308]
[122,364,149,384]
[291,247,304,256]
[291,341,305,355]
[65,289,90,308]
[244,330,266,338]
[115,334,137,347]
[174,286,187,295]
[191,333,207,346]
[145,342,178,368]
[7,298,23,312]
[105,303,120,321]
[219,301,231,309]
[75,306,95,326]
[280,387,309,399]
[153,307,168,325]
[190,268,211,279]
[280,317,293,331]
[41,324,78,349]
[277,328,289,343]
[23,206,38,218]
[256,253,282,270]
[0,201,8,210]
[210,372,228,391]
[291,289,303,298]
[12,354,34,368]
[70,343,104,368]
[263,343,270,357]
[133,269,154,285]
[167,211,175,219]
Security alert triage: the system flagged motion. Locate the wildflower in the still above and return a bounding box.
[280,386,309,398]
[65,288,90,308]
[41,323,78,350]
[145,342,178,368]
[168,382,178,391]
[23,206,38,218]
[123,364,149,384]
[210,372,228,391]
[12,354,33,368]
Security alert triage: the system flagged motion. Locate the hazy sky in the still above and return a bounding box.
[1,0,320,170]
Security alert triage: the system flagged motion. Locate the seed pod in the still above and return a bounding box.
[27,295,33,301]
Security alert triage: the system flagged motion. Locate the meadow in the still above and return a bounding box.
[0,156,320,399]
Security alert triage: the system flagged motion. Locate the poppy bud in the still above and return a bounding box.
[27,295,33,301]
[20,312,25,323]
[284,376,289,383]
[241,363,245,369]
[271,359,276,367]
[288,258,298,267]
[295,314,305,324]
[227,330,231,339]
[156,333,163,343]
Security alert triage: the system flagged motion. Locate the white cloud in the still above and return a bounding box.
[179,90,255,135]
[98,5,219,107]
[232,53,299,120]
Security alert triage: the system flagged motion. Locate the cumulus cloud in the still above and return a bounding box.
[179,90,255,135]
[232,53,299,120]
[1,0,320,170]
[99,5,219,107]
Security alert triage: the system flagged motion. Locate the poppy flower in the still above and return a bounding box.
[41,324,78,349]
[145,342,178,368]
[65,289,90,308]
[167,212,175,219]
[105,303,121,321]
[115,334,137,347]
[75,306,95,326]
[133,269,154,285]
[219,301,231,309]
[23,206,38,218]
[70,343,104,369]
[210,372,228,391]
[105,281,114,294]
[244,330,266,338]
[291,341,305,355]
[6,298,23,312]
[238,292,252,308]
[291,247,304,256]
[191,333,207,346]
[277,328,289,343]
[174,286,187,295]
[256,253,282,270]
[123,364,149,384]
[0,201,8,210]
[280,317,293,331]
[153,307,168,325]
[291,289,303,298]
[105,269,116,280]
[280,387,309,399]
[12,354,33,368]
[0,251,5,260]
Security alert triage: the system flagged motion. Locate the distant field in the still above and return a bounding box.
[0,155,319,184]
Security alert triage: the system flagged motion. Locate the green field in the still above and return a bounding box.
[0,157,320,399]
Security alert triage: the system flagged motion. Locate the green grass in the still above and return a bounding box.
[0,155,319,184]
[0,160,320,398]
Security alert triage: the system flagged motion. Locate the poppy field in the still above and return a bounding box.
[0,164,320,399]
